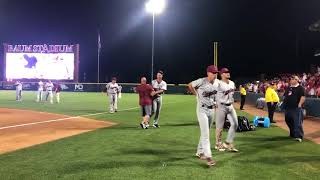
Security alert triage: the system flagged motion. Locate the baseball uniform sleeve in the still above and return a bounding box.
[162,81,167,91]
[191,78,203,89]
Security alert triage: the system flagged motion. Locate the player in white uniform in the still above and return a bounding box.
[151,71,167,128]
[215,68,239,152]
[36,80,44,102]
[105,77,121,113]
[15,81,23,101]
[45,80,54,104]
[188,65,219,167]
[54,82,62,103]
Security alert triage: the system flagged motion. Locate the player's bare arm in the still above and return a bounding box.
[298,96,305,108]
[154,89,165,95]
[188,83,197,95]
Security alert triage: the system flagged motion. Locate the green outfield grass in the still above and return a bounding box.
[0,91,319,180]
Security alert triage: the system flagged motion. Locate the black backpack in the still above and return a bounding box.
[224,116,254,132]
[237,116,250,132]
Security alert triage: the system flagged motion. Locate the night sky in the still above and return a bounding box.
[0,0,319,83]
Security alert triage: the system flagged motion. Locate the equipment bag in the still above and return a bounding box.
[224,116,253,132]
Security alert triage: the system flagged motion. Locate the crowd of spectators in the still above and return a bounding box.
[244,66,320,98]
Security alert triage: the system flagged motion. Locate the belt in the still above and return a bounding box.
[201,104,214,109]
[221,103,232,106]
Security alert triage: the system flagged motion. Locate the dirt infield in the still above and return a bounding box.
[0,108,115,154]
[235,103,320,144]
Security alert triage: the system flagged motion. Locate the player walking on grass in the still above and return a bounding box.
[45,80,54,104]
[188,65,219,167]
[15,81,23,101]
[105,77,121,113]
[151,71,167,128]
[54,82,62,103]
[136,77,155,129]
[215,68,239,152]
[36,80,44,102]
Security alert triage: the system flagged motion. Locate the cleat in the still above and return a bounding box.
[207,160,217,167]
[214,143,226,152]
[223,142,239,152]
[153,124,159,128]
[195,153,205,159]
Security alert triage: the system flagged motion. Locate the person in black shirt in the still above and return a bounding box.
[283,75,306,142]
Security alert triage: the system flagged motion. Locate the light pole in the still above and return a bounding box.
[145,0,166,81]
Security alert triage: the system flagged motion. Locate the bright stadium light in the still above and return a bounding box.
[145,0,166,80]
[145,0,166,15]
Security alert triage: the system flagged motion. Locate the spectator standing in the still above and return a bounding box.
[283,75,306,142]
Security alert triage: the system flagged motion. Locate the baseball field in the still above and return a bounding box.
[0,91,319,180]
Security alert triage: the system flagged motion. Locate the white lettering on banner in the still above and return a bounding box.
[6,44,74,53]
[74,84,84,91]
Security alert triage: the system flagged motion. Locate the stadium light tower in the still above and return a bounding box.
[145,0,166,80]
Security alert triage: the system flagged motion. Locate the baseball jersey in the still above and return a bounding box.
[46,82,54,91]
[15,82,22,91]
[106,83,120,94]
[38,81,44,91]
[152,80,167,98]
[191,78,219,107]
[217,80,236,104]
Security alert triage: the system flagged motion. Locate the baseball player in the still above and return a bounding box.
[215,68,239,152]
[105,77,121,113]
[45,80,54,104]
[36,80,44,102]
[151,70,167,128]
[136,77,155,129]
[14,81,23,101]
[188,65,219,167]
[54,82,62,103]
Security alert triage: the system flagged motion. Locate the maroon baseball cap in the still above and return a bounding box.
[220,68,230,73]
[207,65,219,73]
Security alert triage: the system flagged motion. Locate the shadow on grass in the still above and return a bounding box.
[163,122,197,127]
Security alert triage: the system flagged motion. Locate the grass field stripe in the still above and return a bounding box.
[80,100,191,118]
[0,100,189,130]
[0,106,139,130]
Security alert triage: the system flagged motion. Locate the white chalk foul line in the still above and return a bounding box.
[0,100,189,130]
[0,107,139,131]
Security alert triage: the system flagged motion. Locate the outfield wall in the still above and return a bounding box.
[0,82,190,94]
[234,92,320,118]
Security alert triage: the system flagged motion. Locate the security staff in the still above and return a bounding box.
[265,82,280,123]
[283,76,305,142]
[239,85,246,110]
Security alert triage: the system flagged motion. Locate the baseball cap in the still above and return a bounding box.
[220,68,230,73]
[206,65,219,73]
[112,77,117,81]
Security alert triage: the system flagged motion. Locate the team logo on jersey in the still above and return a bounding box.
[224,89,235,95]
[202,90,217,97]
